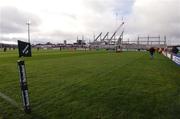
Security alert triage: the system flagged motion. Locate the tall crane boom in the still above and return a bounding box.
[108,22,125,44]
[101,32,109,42]
[94,32,102,42]
[117,30,124,45]
[115,22,124,33]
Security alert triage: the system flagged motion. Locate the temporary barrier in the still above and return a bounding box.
[162,51,180,66]
[172,54,180,66]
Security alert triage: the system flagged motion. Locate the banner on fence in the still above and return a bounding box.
[172,55,180,65]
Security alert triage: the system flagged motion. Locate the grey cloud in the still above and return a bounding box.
[1,30,76,44]
[0,36,26,42]
[32,30,77,43]
[83,0,112,13]
[126,0,180,44]
[81,0,134,35]
[46,30,75,39]
[1,0,179,45]
[0,6,41,34]
[41,10,77,20]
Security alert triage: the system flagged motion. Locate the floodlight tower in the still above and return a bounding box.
[26,20,31,43]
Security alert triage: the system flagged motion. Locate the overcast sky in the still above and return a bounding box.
[0,0,179,45]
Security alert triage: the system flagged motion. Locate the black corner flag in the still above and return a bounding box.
[17,60,31,113]
[18,40,32,57]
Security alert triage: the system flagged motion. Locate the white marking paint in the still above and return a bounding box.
[0,92,21,109]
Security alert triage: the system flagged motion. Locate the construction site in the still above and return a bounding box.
[89,21,167,51]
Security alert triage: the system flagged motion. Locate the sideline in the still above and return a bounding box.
[0,92,21,109]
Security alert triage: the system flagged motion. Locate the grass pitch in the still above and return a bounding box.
[0,50,180,119]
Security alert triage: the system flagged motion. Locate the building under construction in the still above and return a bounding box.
[89,22,125,51]
[122,36,167,51]
[89,21,167,51]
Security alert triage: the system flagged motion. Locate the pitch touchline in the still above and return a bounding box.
[0,92,21,109]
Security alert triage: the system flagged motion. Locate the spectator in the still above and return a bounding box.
[3,47,7,52]
[149,47,155,59]
[158,48,163,54]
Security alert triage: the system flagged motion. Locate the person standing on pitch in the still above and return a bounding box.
[149,47,155,59]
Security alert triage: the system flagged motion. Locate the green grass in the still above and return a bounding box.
[0,50,180,119]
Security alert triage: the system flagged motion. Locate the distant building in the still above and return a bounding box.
[73,40,86,47]
[0,41,17,49]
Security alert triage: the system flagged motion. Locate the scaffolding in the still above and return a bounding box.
[122,36,167,50]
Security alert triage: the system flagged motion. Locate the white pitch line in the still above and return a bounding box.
[0,92,21,109]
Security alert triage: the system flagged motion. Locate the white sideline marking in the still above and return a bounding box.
[0,92,20,109]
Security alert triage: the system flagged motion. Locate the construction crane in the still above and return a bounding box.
[101,32,109,42]
[94,32,102,42]
[116,29,124,45]
[107,22,124,44]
